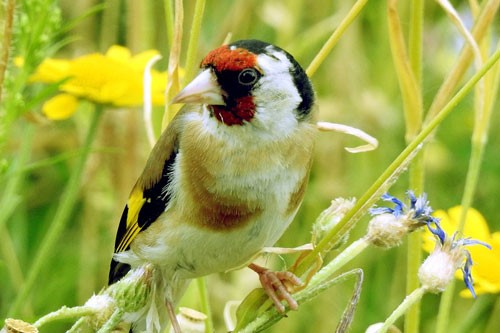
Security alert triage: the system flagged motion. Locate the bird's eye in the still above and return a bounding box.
[238,68,260,86]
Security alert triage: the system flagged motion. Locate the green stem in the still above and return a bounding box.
[33,305,96,328]
[387,0,423,141]
[436,38,500,333]
[435,283,455,333]
[164,0,174,49]
[96,309,124,333]
[0,125,33,231]
[8,106,104,316]
[379,287,427,333]
[293,46,500,278]
[456,294,496,333]
[408,0,424,85]
[183,0,206,83]
[196,277,213,333]
[306,237,370,291]
[305,0,368,78]
[424,0,499,124]
[239,270,363,333]
[405,1,425,332]
[0,125,33,314]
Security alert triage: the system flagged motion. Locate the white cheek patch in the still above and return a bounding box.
[251,51,302,135]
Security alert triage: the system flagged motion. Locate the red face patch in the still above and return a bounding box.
[211,96,255,126]
[201,45,257,72]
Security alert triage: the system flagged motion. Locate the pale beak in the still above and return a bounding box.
[171,68,225,105]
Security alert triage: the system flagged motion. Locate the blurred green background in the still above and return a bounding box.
[1,0,499,332]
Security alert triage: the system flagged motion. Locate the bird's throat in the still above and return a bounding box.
[211,96,255,126]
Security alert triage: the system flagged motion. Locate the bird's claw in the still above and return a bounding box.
[249,263,303,313]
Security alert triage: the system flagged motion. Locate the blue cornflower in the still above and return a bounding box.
[367,191,444,248]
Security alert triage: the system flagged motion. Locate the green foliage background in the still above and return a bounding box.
[0,0,499,332]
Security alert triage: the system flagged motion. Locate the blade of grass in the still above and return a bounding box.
[196,277,213,333]
[183,0,206,83]
[424,0,499,124]
[306,0,369,78]
[387,1,425,332]
[162,0,183,129]
[436,38,500,333]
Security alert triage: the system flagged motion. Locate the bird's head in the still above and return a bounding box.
[172,39,315,129]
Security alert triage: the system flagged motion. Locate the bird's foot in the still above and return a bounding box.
[248,263,304,313]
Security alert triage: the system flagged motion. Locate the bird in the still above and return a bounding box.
[108,39,317,332]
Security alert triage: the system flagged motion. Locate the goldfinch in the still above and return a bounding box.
[109,39,316,332]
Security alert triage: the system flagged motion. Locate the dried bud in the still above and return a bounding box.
[366,213,408,248]
[312,197,356,249]
[418,248,458,293]
[419,234,490,296]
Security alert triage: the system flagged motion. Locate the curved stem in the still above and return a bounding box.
[8,106,104,316]
[379,287,427,333]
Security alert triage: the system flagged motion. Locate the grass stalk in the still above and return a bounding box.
[404,0,425,332]
[435,38,500,333]
[183,0,206,83]
[162,0,183,129]
[196,277,213,333]
[305,0,368,78]
[424,0,499,124]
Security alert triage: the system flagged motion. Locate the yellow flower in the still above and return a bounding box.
[30,45,166,119]
[423,206,500,297]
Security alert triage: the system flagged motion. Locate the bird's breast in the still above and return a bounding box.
[173,115,315,234]
[132,112,316,278]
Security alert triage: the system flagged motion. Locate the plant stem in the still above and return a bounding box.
[0,126,34,315]
[405,1,425,332]
[33,305,95,328]
[183,0,206,83]
[307,237,369,291]
[96,309,124,333]
[424,0,499,124]
[164,0,174,49]
[435,38,500,333]
[196,277,213,333]
[306,0,368,78]
[162,0,183,129]
[8,106,104,316]
[379,287,427,333]
[456,294,496,333]
[293,46,500,279]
